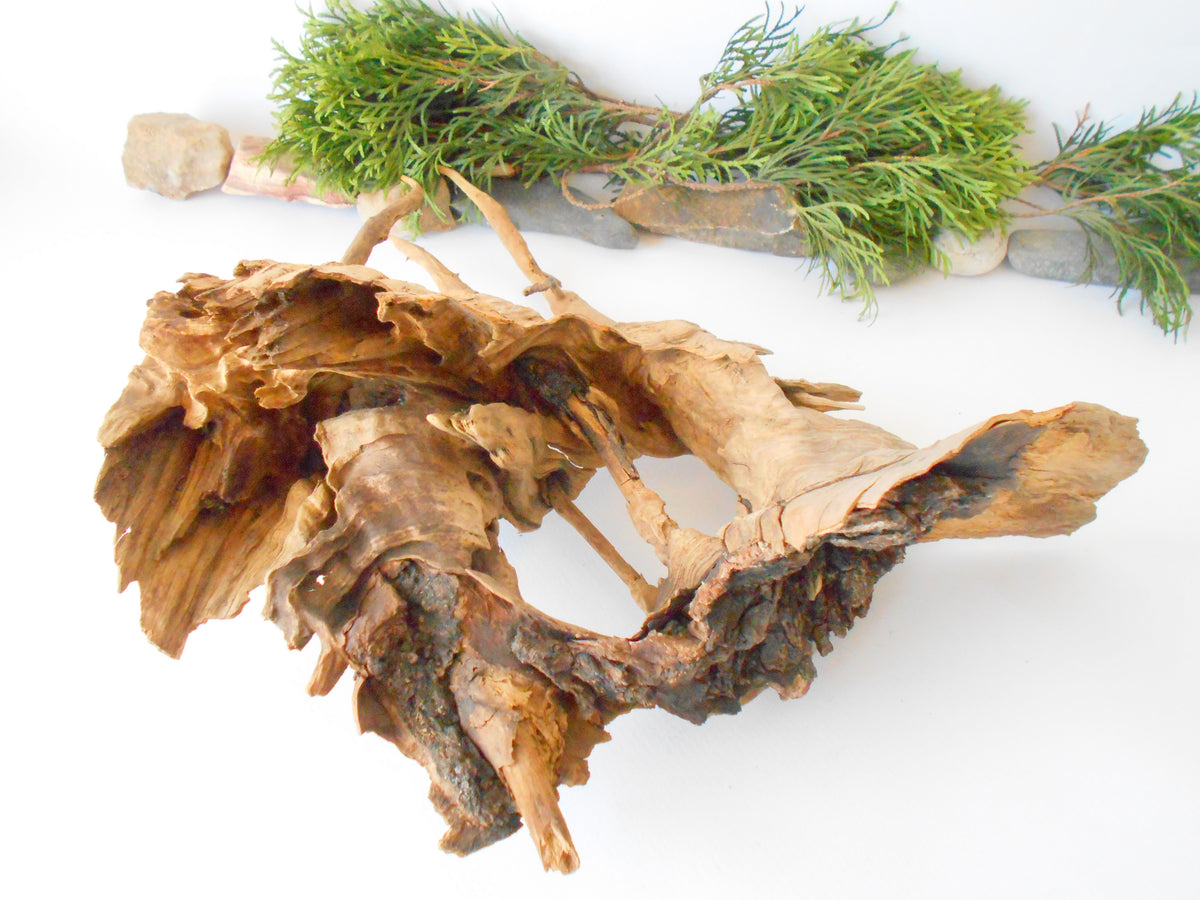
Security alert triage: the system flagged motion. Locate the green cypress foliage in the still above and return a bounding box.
[264,0,1198,333]
[1029,97,1200,334]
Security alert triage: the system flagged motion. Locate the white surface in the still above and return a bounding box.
[3,1,1198,897]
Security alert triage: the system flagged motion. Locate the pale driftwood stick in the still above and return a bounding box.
[222,135,354,207]
[341,177,425,265]
[546,482,659,612]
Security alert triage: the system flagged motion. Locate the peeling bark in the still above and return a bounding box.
[95,177,1147,870]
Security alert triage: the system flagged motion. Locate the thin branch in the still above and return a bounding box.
[546,482,659,612]
[341,177,424,265]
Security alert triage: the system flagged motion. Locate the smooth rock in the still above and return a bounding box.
[358,178,456,238]
[123,113,234,199]
[222,135,353,207]
[868,254,926,287]
[933,227,1008,276]
[613,182,810,256]
[1007,229,1200,291]
[455,177,638,250]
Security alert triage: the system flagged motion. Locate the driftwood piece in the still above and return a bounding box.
[222,135,354,207]
[95,177,1147,871]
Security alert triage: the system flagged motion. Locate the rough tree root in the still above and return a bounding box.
[96,176,1147,871]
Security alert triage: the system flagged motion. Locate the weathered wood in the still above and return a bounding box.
[95,176,1147,871]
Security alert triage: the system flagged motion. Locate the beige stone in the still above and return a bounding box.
[933,227,1009,276]
[122,113,234,199]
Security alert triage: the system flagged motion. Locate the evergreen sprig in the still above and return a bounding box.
[668,9,1029,297]
[264,0,1199,333]
[1029,95,1200,333]
[264,0,657,193]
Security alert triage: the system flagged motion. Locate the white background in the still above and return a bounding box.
[3,1,1198,897]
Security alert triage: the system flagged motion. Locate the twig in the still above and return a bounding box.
[341,177,424,265]
[546,482,659,612]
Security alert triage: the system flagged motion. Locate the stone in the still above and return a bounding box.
[612,182,811,256]
[357,178,456,238]
[122,113,234,200]
[221,135,353,207]
[1007,229,1200,291]
[933,227,1008,276]
[456,177,638,250]
[869,254,926,287]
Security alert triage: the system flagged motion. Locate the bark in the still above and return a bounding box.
[95,176,1147,870]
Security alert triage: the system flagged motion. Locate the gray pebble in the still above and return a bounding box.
[612,182,811,256]
[1007,229,1200,292]
[457,177,639,250]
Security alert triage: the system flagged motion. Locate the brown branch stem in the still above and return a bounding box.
[546,482,658,612]
[563,395,680,565]
[1017,174,1194,218]
[341,177,424,265]
[438,166,614,323]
